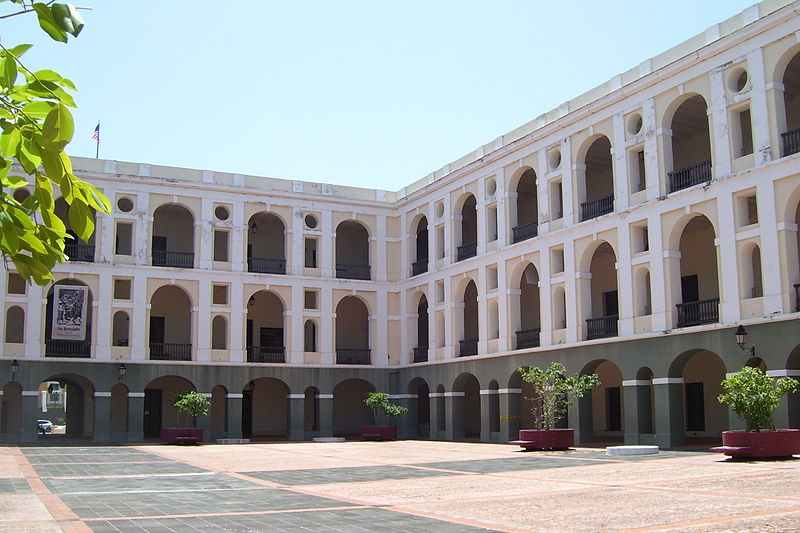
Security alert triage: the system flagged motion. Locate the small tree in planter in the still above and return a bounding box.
[714,366,800,459]
[362,392,408,441]
[162,391,210,444]
[513,362,600,450]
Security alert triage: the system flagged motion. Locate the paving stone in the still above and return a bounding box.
[244,464,452,485]
[33,461,204,478]
[414,455,616,473]
[44,473,257,494]
[27,453,170,465]
[0,479,30,493]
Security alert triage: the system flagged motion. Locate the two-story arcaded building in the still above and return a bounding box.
[2,0,800,447]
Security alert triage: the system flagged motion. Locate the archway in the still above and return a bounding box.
[45,279,93,357]
[513,168,539,243]
[414,295,429,363]
[453,373,480,440]
[110,383,129,441]
[781,51,800,156]
[408,377,430,438]
[247,212,286,274]
[412,216,429,275]
[670,350,728,441]
[246,290,285,363]
[578,360,623,443]
[667,95,712,192]
[242,378,289,440]
[211,315,227,349]
[675,216,720,327]
[580,136,614,221]
[304,320,317,352]
[112,311,129,347]
[587,243,619,339]
[517,264,541,348]
[457,194,477,261]
[37,374,95,439]
[336,221,370,279]
[459,280,478,356]
[152,204,194,268]
[335,296,370,364]
[143,375,195,439]
[210,385,227,439]
[149,285,192,361]
[5,306,24,343]
[333,378,374,438]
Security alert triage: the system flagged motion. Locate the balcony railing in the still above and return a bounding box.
[246,346,285,363]
[782,128,800,157]
[458,339,478,357]
[456,242,477,262]
[336,264,371,280]
[512,222,538,243]
[676,298,719,328]
[794,284,799,312]
[247,257,286,275]
[668,160,712,193]
[336,348,371,365]
[152,249,194,268]
[149,342,192,361]
[515,328,541,349]
[580,195,614,222]
[46,339,91,358]
[586,315,619,340]
[411,258,428,276]
[64,242,95,262]
[413,346,429,363]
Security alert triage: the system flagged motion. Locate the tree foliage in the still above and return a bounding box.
[364,392,408,419]
[0,1,110,285]
[517,362,600,430]
[174,390,210,420]
[717,366,800,432]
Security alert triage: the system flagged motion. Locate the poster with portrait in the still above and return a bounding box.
[51,285,88,340]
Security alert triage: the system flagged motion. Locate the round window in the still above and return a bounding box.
[486,179,497,196]
[728,67,749,93]
[117,197,134,213]
[549,149,562,171]
[305,214,318,229]
[627,113,643,136]
[214,205,230,221]
[435,201,445,218]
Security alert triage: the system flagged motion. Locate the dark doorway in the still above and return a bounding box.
[246,319,253,348]
[606,387,621,431]
[686,382,705,431]
[149,316,165,344]
[241,388,253,438]
[260,327,283,348]
[603,290,619,316]
[681,275,699,303]
[143,389,162,439]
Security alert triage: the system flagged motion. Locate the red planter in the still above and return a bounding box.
[160,427,203,445]
[361,425,397,441]
[712,429,800,459]
[511,429,575,451]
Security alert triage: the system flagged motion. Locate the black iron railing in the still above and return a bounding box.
[458,339,478,357]
[246,346,285,363]
[512,222,538,243]
[586,315,619,340]
[580,195,614,222]
[456,242,477,262]
[676,298,719,327]
[412,259,428,276]
[64,242,95,262]
[152,249,194,268]
[782,128,800,157]
[336,348,371,365]
[247,257,286,275]
[46,339,91,358]
[413,346,429,363]
[668,160,712,193]
[794,284,799,312]
[336,264,371,280]
[515,328,541,349]
[149,342,192,361]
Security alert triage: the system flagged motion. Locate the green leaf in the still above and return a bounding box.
[1,56,17,88]
[42,104,74,149]
[33,3,68,43]
[22,100,56,119]
[68,197,94,242]
[8,44,33,58]
[1,174,27,189]
[0,127,20,157]
[51,3,84,38]
[19,230,46,253]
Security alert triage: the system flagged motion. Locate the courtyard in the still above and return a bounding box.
[1,441,800,532]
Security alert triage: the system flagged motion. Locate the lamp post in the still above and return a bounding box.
[118,363,127,381]
[10,359,19,382]
[734,324,756,358]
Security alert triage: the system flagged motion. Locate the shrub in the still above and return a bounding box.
[717,366,800,432]
[174,390,210,426]
[517,362,600,430]
[364,392,408,420]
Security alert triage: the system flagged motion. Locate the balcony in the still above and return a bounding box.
[246,346,285,363]
[456,242,477,262]
[336,264,371,280]
[413,346,428,363]
[336,348,371,365]
[64,242,95,263]
[512,222,538,244]
[458,339,478,357]
[676,298,719,328]
[782,128,800,157]
[580,195,614,222]
[411,258,428,276]
[149,342,192,361]
[152,249,194,268]
[247,257,286,275]
[46,339,91,358]
[515,328,541,349]
[586,315,618,340]
[668,160,712,193]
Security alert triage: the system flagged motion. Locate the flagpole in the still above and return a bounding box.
[95,121,100,159]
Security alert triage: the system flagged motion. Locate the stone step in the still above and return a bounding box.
[606,445,659,456]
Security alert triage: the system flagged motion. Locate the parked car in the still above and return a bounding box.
[37,420,54,434]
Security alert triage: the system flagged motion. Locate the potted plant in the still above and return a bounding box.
[713,366,800,459]
[161,390,210,445]
[512,362,600,450]
[361,392,408,441]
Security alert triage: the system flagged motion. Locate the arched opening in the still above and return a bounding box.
[668,95,712,192]
[110,383,129,441]
[436,384,446,433]
[246,290,285,363]
[414,295,429,363]
[459,280,479,356]
[456,194,477,261]
[634,268,652,317]
[488,380,500,434]
[149,285,192,361]
[578,360,623,444]
[452,373,480,440]
[247,212,286,274]
[211,315,227,350]
[670,350,728,441]
[580,137,614,221]
[46,279,93,357]
[210,385,227,439]
[0,382,22,438]
[587,243,619,339]
[112,311,129,347]
[745,357,767,371]
[336,221,370,280]
[553,286,567,330]
[304,386,320,434]
[676,216,720,327]
[740,243,763,299]
[508,371,568,440]
[781,52,800,156]
[635,367,655,436]
[303,320,317,352]
[335,296,370,364]
[152,204,194,268]
[408,377,430,438]
[333,378,375,438]
[36,374,95,439]
[412,216,429,275]
[55,197,96,262]
[517,264,541,349]
[513,169,539,242]
[143,375,195,439]
[5,306,24,343]
[242,378,289,440]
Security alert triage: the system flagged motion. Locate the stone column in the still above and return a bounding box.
[96,272,113,361]
[24,284,43,359]
[709,67,733,180]
[127,392,144,442]
[197,282,211,363]
[612,112,629,212]
[500,389,520,442]
[229,283,245,363]
[320,288,334,365]
[130,274,148,361]
[747,48,773,166]
[445,392,461,441]
[622,380,646,445]
[93,392,112,442]
[652,378,684,448]
[560,138,575,225]
[643,98,661,202]
[716,191,741,324]
[226,393,243,439]
[479,390,492,442]
[318,393,334,437]
[393,395,416,439]
[195,394,211,441]
[288,394,305,440]
[564,240,579,343]
[617,223,634,337]
[21,390,40,442]
[429,392,443,440]
[321,210,334,278]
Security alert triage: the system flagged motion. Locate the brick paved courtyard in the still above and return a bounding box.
[2,441,800,532]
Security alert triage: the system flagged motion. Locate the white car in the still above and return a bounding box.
[37,420,54,434]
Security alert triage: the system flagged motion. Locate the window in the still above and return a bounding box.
[436,280,445,303]
[436,226,445,259]
[486,265,498,291]
[736,192,758,227]
[738,108,753,157]
[551,247,565,274]
[213,284,228,305]
[115,222,133,255]
[5,306,24,343]
[633,223,649,253]
[746,196,758,225]
[213,230,229,262]
[113,279,131,300]
[7,273,26,295]
[211,315,227,349]
[214,205,229,221]
[117,196,134,213]
[112,311,129,346]
[304,290,318,310]
[550,181,563,219]
[304,320,317,352]
[304,238,317,268]
[629,148,646,193]
[487,205,498,242]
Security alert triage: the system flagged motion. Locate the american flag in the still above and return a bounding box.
[90,122,100,142]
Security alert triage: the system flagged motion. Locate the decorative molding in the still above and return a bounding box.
[128,392,145,398]
[94,392,112,398]
[652,377,683,385]
[622,380,651,387]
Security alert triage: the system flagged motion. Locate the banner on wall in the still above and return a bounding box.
[51,285,88,341]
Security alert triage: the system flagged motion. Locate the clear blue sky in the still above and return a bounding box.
[5,1,754,190]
